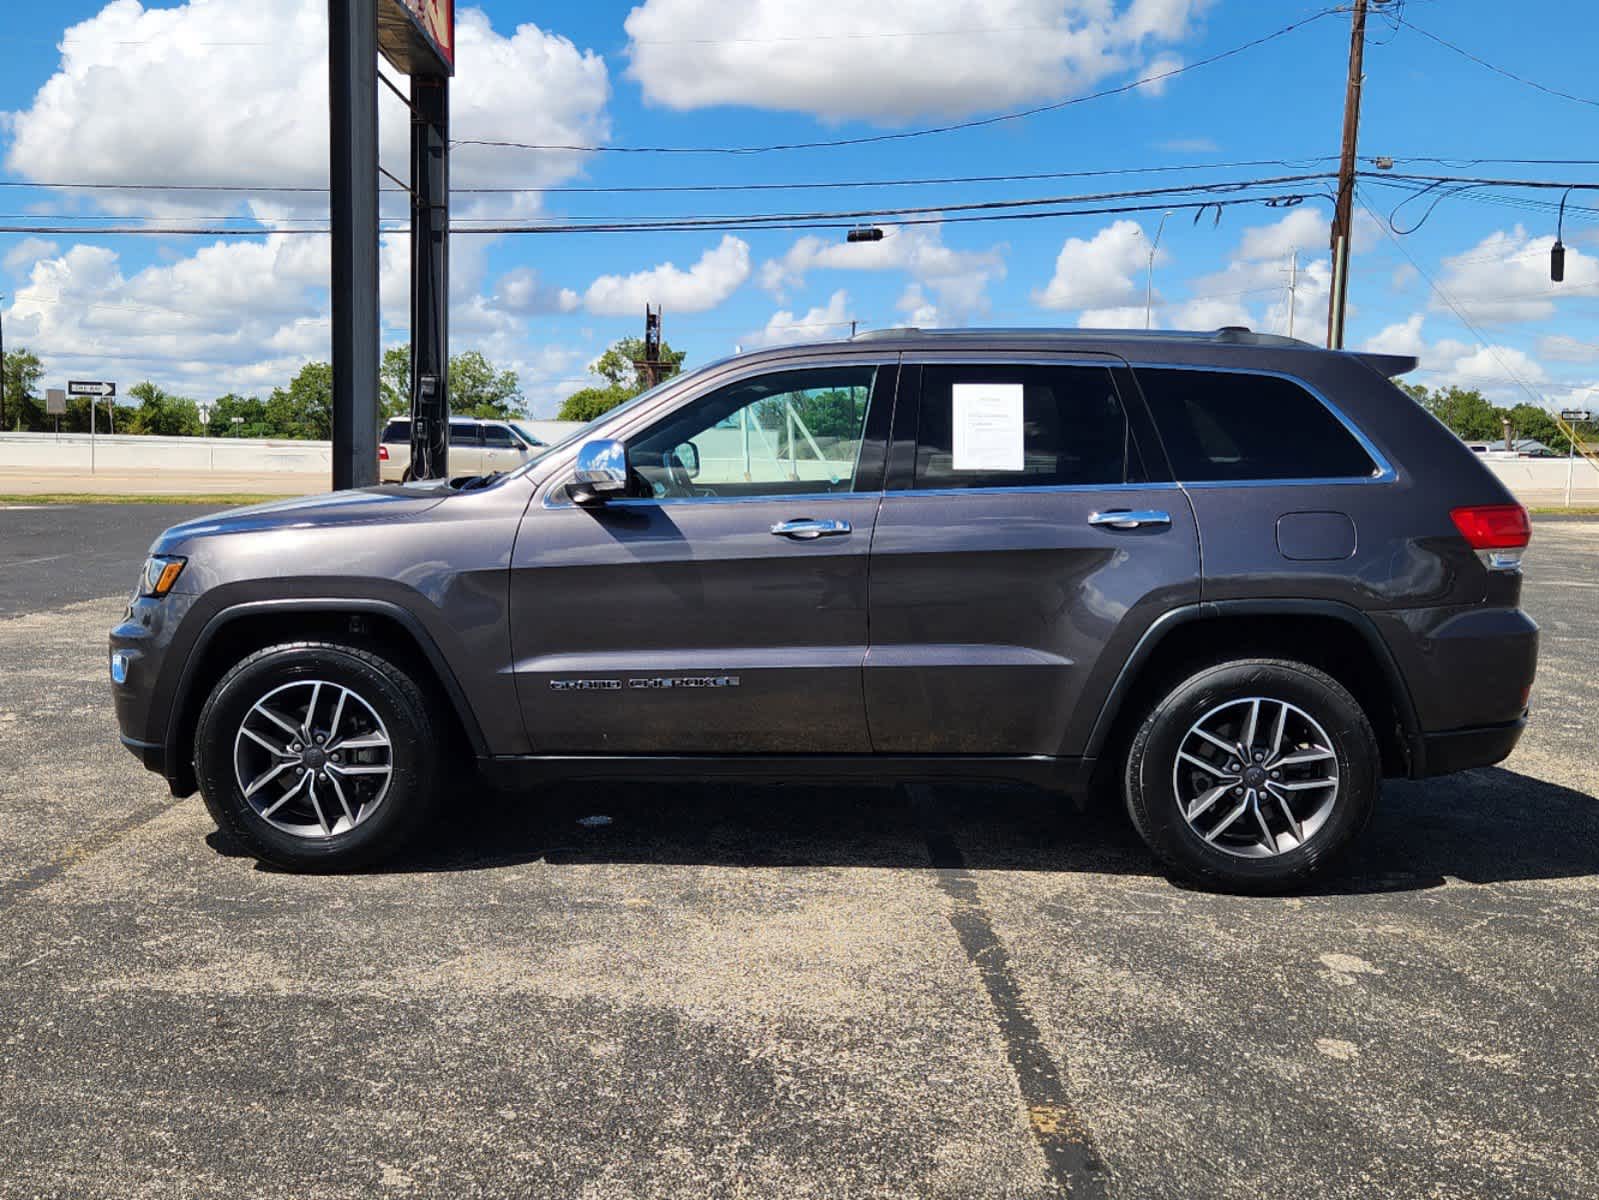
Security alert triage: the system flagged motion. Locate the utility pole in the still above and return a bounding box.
[1145,210,1175,330]
[1285,250,1299,340]
[642,305,662,390]
[1326,0,1370,350]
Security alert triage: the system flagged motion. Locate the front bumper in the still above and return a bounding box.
[1416,716,1528,777]
[109,592,196,787]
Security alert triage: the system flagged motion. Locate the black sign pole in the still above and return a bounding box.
[328,0,381,491]
[409,74,449,480]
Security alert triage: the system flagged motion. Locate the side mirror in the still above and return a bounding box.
[672,440,701,480]
[567,438,628,506]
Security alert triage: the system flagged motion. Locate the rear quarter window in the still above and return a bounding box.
[1136,367,1379,482]
[380,420,408,443]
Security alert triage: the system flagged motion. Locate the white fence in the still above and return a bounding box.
[0,431,331,474]
[0,421,586,479]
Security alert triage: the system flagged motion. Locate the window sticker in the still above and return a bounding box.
[951,382,1024,471]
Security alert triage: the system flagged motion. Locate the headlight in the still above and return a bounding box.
[139,555,187,597]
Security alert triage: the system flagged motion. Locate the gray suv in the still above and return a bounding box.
[110,328,1538,890]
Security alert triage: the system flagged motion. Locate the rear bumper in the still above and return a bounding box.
[1415,716,1527,778]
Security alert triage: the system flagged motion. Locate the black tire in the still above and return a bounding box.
[193,641,441,871]
[1123,658,1378,893]
[400,467,414,483]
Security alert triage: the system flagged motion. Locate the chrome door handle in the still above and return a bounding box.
[1089,509,1171,530]
[771,517,851,539]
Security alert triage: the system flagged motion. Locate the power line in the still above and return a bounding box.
[1402,20,1599,109]
[1355,195,1549,411]
[453,9,1344,156]
[0,177,1333,238]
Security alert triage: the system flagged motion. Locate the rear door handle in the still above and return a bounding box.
[771,517,851,539]
[1088,509,1171,530]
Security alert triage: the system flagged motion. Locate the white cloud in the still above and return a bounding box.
[1362,314,1550,400]
[623,0,1210,122]
[896,284,942,326]
[3,0,610,217]
[1236,207,1326,261]
[3,238,59,275]
[1155,136,1219,153]
[1435,227,1599,324]
[495,267,580,315]
[760,225,1005,323]
[1539,333,1599,364]
[1033,220,1154,311]
[582,236,752,315]
[1136,54,1184,97]
[743,289,854,348]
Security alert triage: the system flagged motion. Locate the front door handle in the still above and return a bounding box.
[771,517,852,539]
[1088,509,1171,530]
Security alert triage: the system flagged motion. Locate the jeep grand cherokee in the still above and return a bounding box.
[110,328,1537,891]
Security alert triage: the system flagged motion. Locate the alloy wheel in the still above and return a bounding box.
[231,679,393,839]
[1171,696,1340,858]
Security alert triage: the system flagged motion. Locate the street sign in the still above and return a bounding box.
[45,388,66,415]
[1559,409,1592,423]
[67,380,116,398]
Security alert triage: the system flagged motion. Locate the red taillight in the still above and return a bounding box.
[378,444,389,460]
[1450,504,1530,550]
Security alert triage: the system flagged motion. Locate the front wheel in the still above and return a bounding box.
[1123,658,1378,892]
[193,642,441,871]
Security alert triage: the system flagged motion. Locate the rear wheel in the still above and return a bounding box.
[1123,658,1377,892]
[194,641,441,871]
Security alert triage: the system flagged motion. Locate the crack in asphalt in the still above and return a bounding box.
[908,783,1110,1198]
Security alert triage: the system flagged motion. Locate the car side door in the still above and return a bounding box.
[448,421,482,474]
[864,355,1201,758]
[480,423,526,473]
[510,358,898,754]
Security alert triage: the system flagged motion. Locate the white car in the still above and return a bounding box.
[378,417,545,482]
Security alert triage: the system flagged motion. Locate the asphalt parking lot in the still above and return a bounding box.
[1,503,1596,1199]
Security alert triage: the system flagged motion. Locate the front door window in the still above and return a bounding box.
[627,366,877,500]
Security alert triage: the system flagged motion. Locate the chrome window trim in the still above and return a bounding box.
[1126,360,1398,487]
[885,481,1180,501]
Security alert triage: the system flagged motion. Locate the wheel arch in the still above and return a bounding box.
[165,598,488,796]
[1086,600,1422,780]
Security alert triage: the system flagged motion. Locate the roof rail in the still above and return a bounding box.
[849,325,1318,348]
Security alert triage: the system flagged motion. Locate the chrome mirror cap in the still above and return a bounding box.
[569,439,629,504]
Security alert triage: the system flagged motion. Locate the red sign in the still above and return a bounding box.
[378,0,454,76]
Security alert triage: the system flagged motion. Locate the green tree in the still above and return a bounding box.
[557,335,686,421]
[449,350,525,418]
[1504,402,1570,452]
[558,384,633,422]
[591,335,685,393]
[125,381,204,437]
[207,393,274,438]
[377,345,523,422]
[265,361,333,439]
[2,349,45,431]
[1403,384,1506,441]
[380,345,411,421]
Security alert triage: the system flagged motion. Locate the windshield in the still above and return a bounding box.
[508,422,544,448]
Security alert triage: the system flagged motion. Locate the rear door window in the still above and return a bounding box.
[911,363,1144,490]
[1136,367,1379,482]
[448,422,480,448]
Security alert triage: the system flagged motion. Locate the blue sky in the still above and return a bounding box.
[2,0,1596,416]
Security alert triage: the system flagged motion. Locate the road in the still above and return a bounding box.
[0,504,1594,1199]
